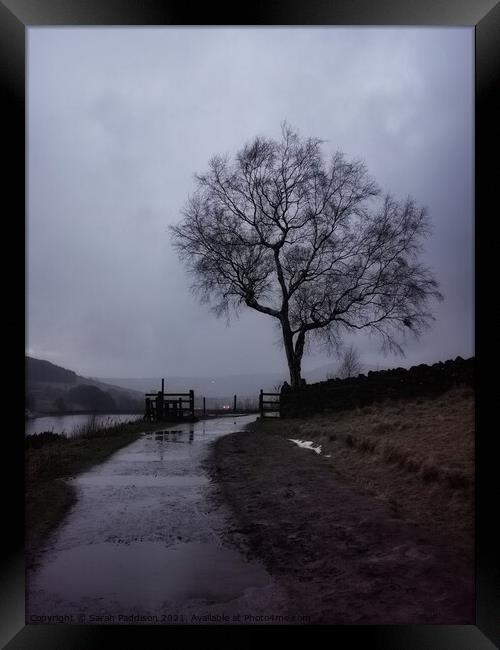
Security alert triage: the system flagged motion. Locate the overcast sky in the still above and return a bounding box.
[27,27,474,379]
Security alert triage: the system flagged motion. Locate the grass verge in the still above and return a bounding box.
[248,385,474,553]
[210,399,474,623]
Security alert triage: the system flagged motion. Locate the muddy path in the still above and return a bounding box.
[210,429,474,625]
[26,416,292,625]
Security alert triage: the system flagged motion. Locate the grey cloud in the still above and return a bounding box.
[27,27,474,379]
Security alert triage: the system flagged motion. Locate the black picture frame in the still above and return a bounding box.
[2,0,498,646]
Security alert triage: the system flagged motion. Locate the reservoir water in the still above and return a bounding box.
[25,413,143,437]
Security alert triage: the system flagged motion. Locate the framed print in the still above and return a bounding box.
[1,0,498,646]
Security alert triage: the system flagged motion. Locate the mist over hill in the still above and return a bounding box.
[26,357,144,414]
[98,361,385,400]
[26,354,391,414]
[99,373,285,400]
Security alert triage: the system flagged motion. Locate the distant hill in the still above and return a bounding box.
[26,356,144,414]
[26,356,77,384]
[98,372,288,400]
[98,366,370,398]
[98,362,393,401]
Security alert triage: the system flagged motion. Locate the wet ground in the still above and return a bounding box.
[211,428,474,624]
[26,416,292,625]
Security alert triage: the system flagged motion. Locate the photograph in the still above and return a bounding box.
[22,24,478,627]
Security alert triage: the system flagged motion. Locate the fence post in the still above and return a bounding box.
[156,391,164,422]
[189,389,194,419]
[203,396,206,417]
[259,389,264,418]
[233,394,237,412]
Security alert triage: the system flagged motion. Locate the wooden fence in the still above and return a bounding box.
[144,379,195,421]
[259,390,281,418]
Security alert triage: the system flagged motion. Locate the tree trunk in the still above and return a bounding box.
[289,357,302,388]
[281,320,303,389]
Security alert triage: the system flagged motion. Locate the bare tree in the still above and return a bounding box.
[335,344,364,379]
[171,124,443,389]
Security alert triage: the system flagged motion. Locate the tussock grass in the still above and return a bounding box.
[320,386,474,491]
[253,386,474,551]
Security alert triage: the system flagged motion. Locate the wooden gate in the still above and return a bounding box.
[144,379,195,422]
[259,389,281,418]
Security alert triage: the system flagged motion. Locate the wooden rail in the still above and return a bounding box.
[144,380,195,421]
[259,389,281,418]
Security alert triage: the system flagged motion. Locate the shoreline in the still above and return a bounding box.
[25,411,144,420]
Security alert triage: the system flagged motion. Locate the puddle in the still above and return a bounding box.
[26,415,289,622]
[115,452,191,462]
[152,430,195,441]
[32,541,271,610]
[74,474,209,488]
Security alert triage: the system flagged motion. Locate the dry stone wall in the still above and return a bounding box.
[280,356,474,418]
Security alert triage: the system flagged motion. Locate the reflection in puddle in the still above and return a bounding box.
[152,430,195,443]
[33,541,271,610]
[145,429,195,443]
[26,415,289,622]
[75,474,209,488]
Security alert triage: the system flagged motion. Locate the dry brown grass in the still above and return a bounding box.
[258,386,474,554]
